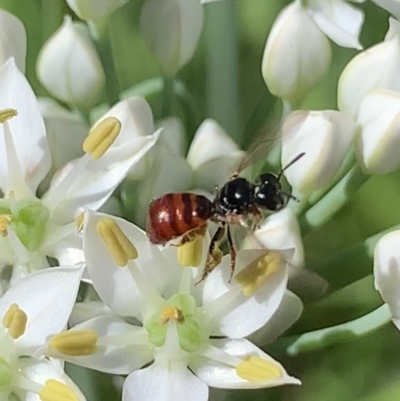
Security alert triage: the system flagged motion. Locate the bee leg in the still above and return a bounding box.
[174,223,209,246]
[195,224,226,284]
[226,226,236,283]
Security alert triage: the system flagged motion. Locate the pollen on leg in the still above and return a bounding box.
[236,356,283,381]
[96,217,138,266]
[83,117,121,160]
[235,251,283,296]
[49,329,98,356]
[2,303,27,339]
[39,379,79,401]
[0,109,17,123]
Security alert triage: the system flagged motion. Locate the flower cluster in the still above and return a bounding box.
[0,0,399,401]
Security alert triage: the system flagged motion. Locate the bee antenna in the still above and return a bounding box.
[281,191,300,203]
[277,152,306,181]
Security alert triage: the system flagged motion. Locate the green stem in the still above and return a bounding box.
[205,1,241,143]
[299,163,370,234]
[89,19,120,107]
[161,75,175,118]
[311,223,400,293]
[286,303,391,356]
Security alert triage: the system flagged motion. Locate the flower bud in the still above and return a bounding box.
[66,0,128,21]
[37,16,106,110]
[356,90,400,174]
[281,110,355,195]
[374,230,400,329]
[262,1,331,103]
[338,17,400,117]
[156,117,185,157]
[187,119,243,192]
[140,0,204,76]
[0,10,26,73]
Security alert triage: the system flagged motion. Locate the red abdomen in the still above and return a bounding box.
[146,193,213,244]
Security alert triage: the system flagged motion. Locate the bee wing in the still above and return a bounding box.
[234,110,310,175]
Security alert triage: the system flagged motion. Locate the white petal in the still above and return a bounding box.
[190,338,300,389]
[0,58,51,193]
[44,132,159,224]
[374,230,400,321]
[0,266,83,354]
[66,0,128,21]
[202,250,289,338]
[156,117,186,156]
[0,10,26,72]
[372,0,400,20]
[123,360,208,401]
[69,300,114,326]
[17,358,86,401]
[307,0,364,49]
[60,315,153,375]
[83,211,166,319]
[249,290,303,346]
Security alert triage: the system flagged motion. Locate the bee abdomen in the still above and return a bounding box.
[146,193,213,244]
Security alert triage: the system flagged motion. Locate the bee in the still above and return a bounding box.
[146,112,307,283]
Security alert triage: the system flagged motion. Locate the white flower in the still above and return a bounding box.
[37,16,106,111]
[0,9,26,73]
[0,266,85,401]
[338,17,400,117]
[262,1,331,103]
[281,110,356,195]
[0,58,158,288]
[372,0,400,19]
[66,0,128,21]
[355,90,400,174]
[46,211,300,401]
[374,230,400,329]
[140,0,204,75]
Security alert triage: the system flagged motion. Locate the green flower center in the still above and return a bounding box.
[0,198,49,251]
[0,356,12,390]
[145,294,207,353]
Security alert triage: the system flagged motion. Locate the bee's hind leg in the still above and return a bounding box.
[195,224,226,285]
[226,225,236,283]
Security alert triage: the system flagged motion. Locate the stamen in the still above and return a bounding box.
[160,306,184,324]
[83,117,121,160]
[75,213,84,232]
[236,356,282,381]
[0,109,17,123]
[96,217,138,266]
[177,236,203,267]
[2,303,27,339]
[0,215,11,237]
[39,379,79,401]
[235,251,282,296]
[48,329,98,356]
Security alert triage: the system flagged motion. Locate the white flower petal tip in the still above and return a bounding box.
[250,209,304,269]
[37,16,105,110]
[338,18,400,117]
[191,338,300,389]
[0,10,27,73]
[306,0,364,49]
[356,90,400,174]
[140,0,204,76]
[262,1,331,103]
[281,110,355,195]
[374,230,400,322]
[66,0,128,21]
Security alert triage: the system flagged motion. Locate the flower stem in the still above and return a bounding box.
[299,163,369,234]
[286,303,391,356]
[204,1,241,143]
[89,19,120,107]
[161,75,175,118]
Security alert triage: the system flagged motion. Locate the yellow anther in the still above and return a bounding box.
[2,303,27,339]
[83,117,121,160]
[49,329,98,356]
[96,218,138,266]
[160,306,184,324]
[75,213,84,232]
[39,379,79,401]
[0,215,11,237]
[236,356,282,381]
[235,252,282,296]
[0,109,17,123]
[177,236,203,267]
